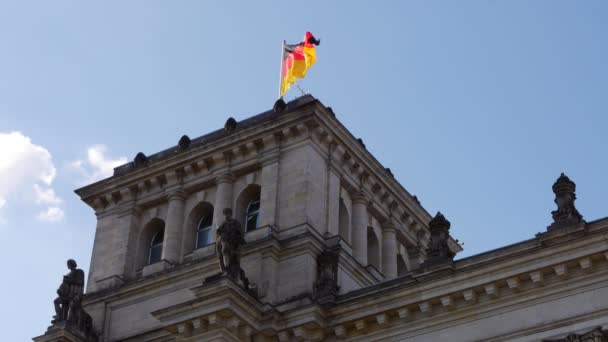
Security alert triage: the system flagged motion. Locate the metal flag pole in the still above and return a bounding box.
[278,40,285,99]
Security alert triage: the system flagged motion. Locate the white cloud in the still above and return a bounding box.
[33,184,62,205]
[70,144,127,184]
[37,206,65,222]
[0,131,64,223]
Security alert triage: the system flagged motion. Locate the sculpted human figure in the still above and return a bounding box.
[53,259,85,323]
[216,208,245,275]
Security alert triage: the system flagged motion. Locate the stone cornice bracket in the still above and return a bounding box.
[359,171,369,188]
[216,172,235,185]
[222,150,234,167]
[548,172,584,231]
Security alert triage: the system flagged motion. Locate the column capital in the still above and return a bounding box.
[167,188,186,202]
[381,220,397,233]
[216,172,235,185]
[351,192,369,205]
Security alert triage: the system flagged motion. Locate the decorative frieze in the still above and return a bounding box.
[322,250,607,340]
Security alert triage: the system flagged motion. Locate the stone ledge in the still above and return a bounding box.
[142,259,172,277]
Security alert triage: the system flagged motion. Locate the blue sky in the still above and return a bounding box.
[1,1,607,340]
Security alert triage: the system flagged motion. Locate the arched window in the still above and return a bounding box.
[148,230,164,265]
[245,198,260,232]
[236,184,261,233]
[196,213,214,248]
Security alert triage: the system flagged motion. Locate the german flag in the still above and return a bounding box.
[280,32,320,97]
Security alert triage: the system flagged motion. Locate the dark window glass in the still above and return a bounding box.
[245,199,260,232]
[196,214,213,249]
[148,231,164,264]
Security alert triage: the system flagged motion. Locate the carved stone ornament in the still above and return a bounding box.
[177,135,191,150]
[224,117,238,133]
[424,212,455,264]
[50,259,98,341]
[273,98,287,113]
[215,208,250,289]
[313,247,340,302]
[543,327,607,342]
[549,173,584,230]
[133,152,148,167]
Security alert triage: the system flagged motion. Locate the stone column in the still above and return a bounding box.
[381,222,398,279]
[162,189,186,264]
[213,172,235,234]
[351,193,369,265]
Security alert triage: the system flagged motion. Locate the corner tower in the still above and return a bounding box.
[71,95,459,341]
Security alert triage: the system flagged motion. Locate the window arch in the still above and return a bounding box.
[339,198,350,243]
[245,198,260,232]
[149,230,164,265]
[196,212,214,249]
[235,184,261,233]
[138,218,165,269]
[183,202,215,256]
[367,226,380,270]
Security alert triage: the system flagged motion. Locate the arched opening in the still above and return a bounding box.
[235,184,261,233]
[196,211,214,249]
[149,231,164,265]
[183,202,215,255]
[339,198,350,244]
[397,255,408,276]
[367,227,380,270]
[137,218,165,269]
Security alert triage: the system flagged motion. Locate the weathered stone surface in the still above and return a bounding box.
[58,96,608,342]
[549,173,584,230]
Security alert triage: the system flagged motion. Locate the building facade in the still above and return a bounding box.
[35,95,608,341]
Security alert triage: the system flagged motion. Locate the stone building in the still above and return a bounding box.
[35,95,608,341]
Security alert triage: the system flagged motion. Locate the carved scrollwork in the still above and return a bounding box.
[543,327,607,342]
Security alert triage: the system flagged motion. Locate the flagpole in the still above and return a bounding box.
[278,40,285,99]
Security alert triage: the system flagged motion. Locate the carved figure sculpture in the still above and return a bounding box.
[216,208,246,275]
[51,259,98,341]
[314,247,340,302]
[53,259,85,323]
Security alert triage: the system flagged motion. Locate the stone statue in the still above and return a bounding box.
[53,259,85,324]
[216,208,246,276]
[313,247,340,302]
[549,173,584,230]
[423,212,455,268]
[50,259,98,341]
